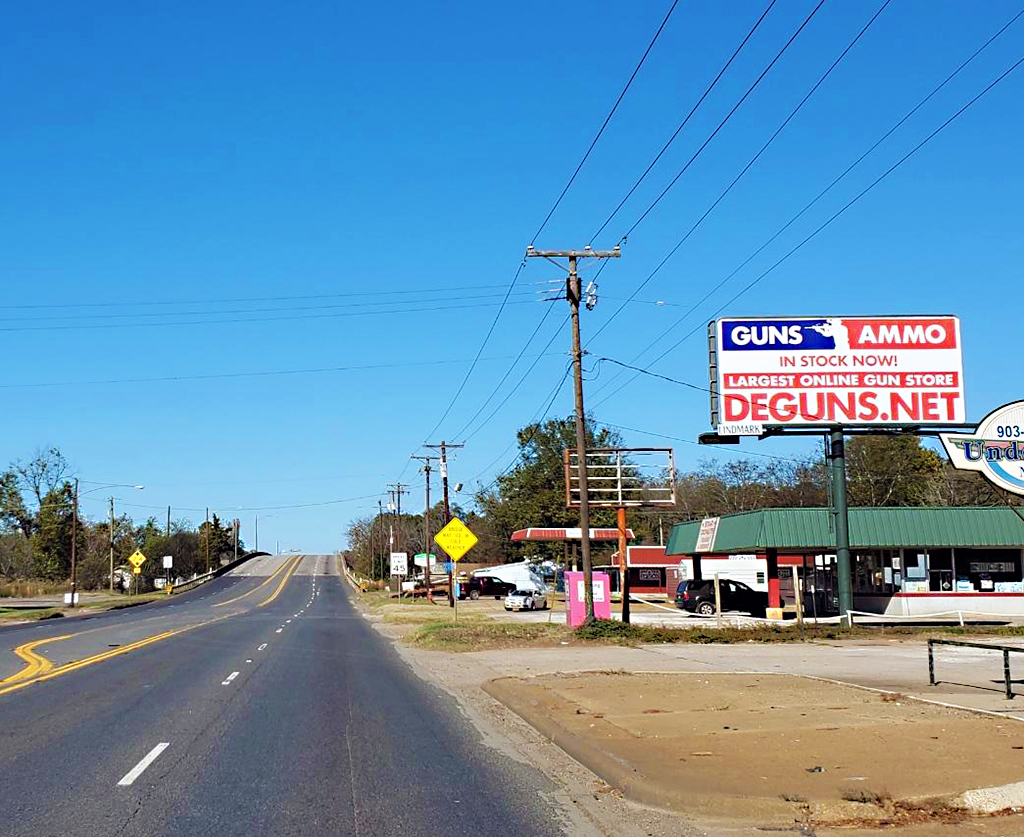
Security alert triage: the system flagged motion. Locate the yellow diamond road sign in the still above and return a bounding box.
[128,549,147,569]
[434,517,478,563]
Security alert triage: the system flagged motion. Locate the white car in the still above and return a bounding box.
[504,589,548,611]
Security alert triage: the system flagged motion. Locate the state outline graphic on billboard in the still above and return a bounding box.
[709,315,965,431]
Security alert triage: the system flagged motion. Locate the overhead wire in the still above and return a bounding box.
[398,3,682,479]
[531,0,681,245]
[589,0,778,244]
[613,0,826,246]
[591,46,1024,408]
[589,5,1024,401]
[588,0,891,343]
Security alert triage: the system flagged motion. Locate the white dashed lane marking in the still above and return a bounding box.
[276,628,283,633]
[118,743,170,786]
[222,671,239,685]
[258,643,268,651]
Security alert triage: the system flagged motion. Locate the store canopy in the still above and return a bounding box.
[511,527,634,542]
[666,507,1024,555]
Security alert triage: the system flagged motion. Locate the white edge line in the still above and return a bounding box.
[117,742,170,786]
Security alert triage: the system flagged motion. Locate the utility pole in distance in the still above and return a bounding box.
[424,441,464,607]
[526,245,620,624]
[410,456,436,603]
[387,482,409,594]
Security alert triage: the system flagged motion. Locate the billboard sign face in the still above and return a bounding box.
[710,316,965,430]
[940,402,1024,496]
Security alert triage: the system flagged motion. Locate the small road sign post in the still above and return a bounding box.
[128,550,147,596]
[434,518,479,621]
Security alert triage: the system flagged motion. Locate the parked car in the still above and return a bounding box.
[504,589,548,611]
[675,578,773,617]
[458,576,516,600]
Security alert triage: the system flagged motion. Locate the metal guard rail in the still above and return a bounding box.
[927,638,1024,700]
[167,551,269,595]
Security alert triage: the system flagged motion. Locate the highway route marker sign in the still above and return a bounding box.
[434,517,478,563]
[128,549,147,570]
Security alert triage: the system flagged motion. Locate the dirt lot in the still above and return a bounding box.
[485,670,1024,829]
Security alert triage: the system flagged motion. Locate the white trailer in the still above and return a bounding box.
[472,560,548,592]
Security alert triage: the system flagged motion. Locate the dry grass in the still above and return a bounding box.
[0,579,69,598]
[409,621,571,651]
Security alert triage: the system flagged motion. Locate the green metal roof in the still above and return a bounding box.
[665,507,1024,554]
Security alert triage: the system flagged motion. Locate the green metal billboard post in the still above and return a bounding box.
[829,428,853,617]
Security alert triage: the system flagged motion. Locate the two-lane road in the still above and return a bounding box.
[0,555,558,836]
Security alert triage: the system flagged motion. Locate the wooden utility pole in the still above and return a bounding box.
[526,245,620,623]
[425,441,464,607]
[205,507,210,573]
[166,505,171,537]
[110,496,116,594]
[410,456,436,602]
[69,478,79,607]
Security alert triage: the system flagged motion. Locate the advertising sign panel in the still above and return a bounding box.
[710,316,964,430]
[940,402,1024,496]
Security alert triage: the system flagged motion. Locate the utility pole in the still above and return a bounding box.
[425,441,465,607]
[387,482,409,594]
[526,245,620,623]
[166,505,171,537]
[410,456,436,602]
[205,507,210,573]
[233,518,239,562]
[255,514,259,553]
[377,498,385,583]
[110,496,116,594]
[69,478,79,607]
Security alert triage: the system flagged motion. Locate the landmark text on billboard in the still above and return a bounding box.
[711,316,965,428]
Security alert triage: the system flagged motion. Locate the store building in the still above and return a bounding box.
[665,506,1024,616]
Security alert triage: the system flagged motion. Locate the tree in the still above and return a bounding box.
[474,415,621,563]
[0,470,32,537]
[846,435,942,506]
[30,483,81,580]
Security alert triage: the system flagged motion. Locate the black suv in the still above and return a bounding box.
[675,578,770,617]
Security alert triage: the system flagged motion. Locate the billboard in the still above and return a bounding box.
[709,316,965,431]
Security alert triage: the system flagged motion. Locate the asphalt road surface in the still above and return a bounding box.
[0,555,559,836]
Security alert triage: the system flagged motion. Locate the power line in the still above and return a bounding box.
[470,364,573,491]
[0,282,536,311]
[0,297,544,333]
[592,48,1024,407]
[462,315,570,442]
[0,351,565,390]
[616,0,826,244]
[0,290,542,323]
[589,0,891,343]
[449,301,559,440]
[594,419,807,463]
[404,1,684,482]
[589,6,1024,401]
[531,0,681,245]
[589,0,778,243]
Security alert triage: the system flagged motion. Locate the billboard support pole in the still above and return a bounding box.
[828,428,853,618]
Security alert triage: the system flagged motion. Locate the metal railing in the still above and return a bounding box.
[927,638,1024,700]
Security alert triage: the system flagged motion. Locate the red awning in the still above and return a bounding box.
[511,527,635,542]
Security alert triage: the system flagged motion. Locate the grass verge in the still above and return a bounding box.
[407,618,1024,652]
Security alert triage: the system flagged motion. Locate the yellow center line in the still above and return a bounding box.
[212,556,297,608]
[0,556,306,699]
[1,634,76,685]
[257,556,302,608]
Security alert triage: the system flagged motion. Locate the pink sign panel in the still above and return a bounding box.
[565,571,612,627]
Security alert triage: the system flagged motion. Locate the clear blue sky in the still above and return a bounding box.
[2,0,1022,552]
